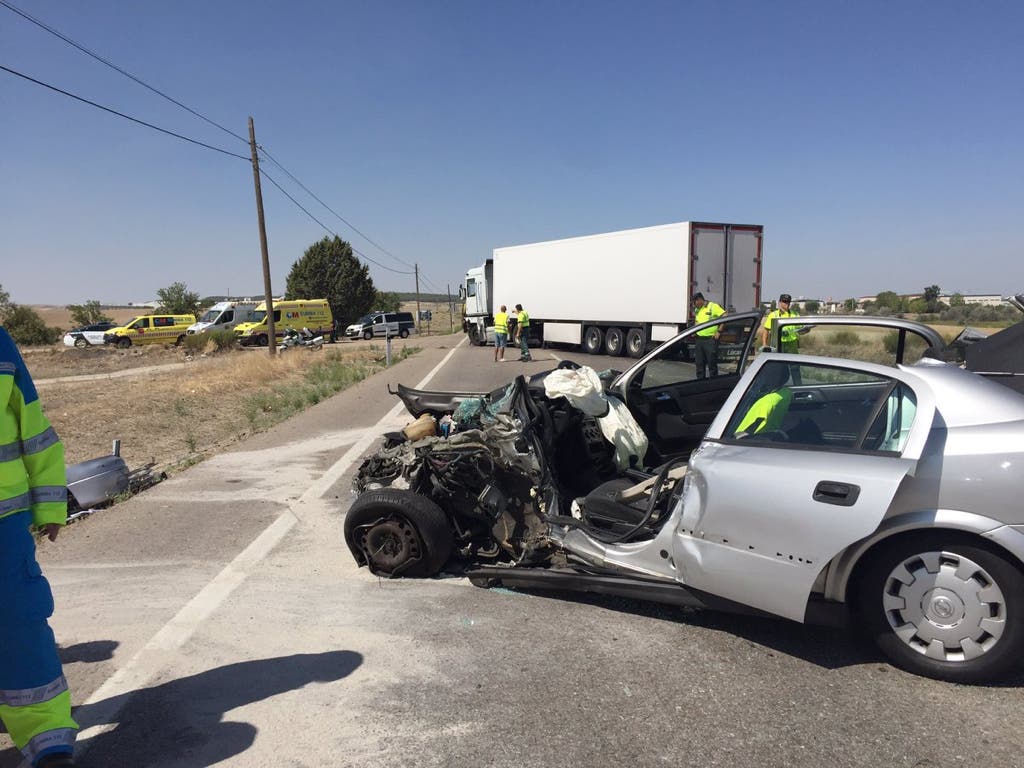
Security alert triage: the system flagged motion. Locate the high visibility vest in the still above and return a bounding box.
[765,309,801,343]
[494,312,508,334]
[517,311,530,328]
[1,329,67,526]
[695,301,725,336]
[736,387,793,434]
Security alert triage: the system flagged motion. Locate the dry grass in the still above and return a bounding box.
[39,343,418,471]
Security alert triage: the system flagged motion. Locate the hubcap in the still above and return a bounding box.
[361,517,421,573]
[882,550,1006,662]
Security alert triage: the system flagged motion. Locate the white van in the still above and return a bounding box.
[346,311,416,340]
[187,301,259,335]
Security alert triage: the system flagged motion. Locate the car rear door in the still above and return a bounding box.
[672,356,936,622]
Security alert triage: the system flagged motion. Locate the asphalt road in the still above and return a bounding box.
[4,335,1022,768]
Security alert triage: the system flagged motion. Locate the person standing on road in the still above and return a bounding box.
[0,328,78,768]
[493,305,509,362]
[692,292,726,378]
[760,293,801,352]
[514,304,532,362]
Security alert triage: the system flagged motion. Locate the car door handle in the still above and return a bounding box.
[813,481,861,507]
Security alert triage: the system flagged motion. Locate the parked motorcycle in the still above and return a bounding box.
[278,327,324,351]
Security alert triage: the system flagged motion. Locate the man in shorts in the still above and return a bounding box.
[493,304,508,362]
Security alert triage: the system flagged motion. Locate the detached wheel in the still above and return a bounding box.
[74,337,88,348]
[605,327,625,356]
[626,328,646,358]
[344,489,454,578]
[856,534,1024,683]
[582,326,604,355]
[117,337,131,349]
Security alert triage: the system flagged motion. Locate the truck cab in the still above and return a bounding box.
[460,261,494,346]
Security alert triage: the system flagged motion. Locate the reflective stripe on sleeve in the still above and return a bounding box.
[31,486,68,504]
[0,362,15,375]
[22,426,60,456]
[0,491,32,515]
[0,439,21,462]
[22,727,76,764]
[0,676,69,707]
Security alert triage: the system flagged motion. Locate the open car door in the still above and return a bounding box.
[611,311,761,464]
[672,355,937,622]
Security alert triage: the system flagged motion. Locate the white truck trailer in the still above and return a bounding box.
[461,221,763,357]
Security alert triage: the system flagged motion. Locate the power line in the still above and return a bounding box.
[0,0,248,146]
[258,168,415,276]
[257,147,417,272]
[1,64,250,160]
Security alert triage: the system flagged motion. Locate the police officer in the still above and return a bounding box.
[0,327,78,768]
[692,292,725,378]
[760,293,802,352]
[514,303,532,362]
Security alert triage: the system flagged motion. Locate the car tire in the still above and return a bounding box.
[363,329,374,341]
[856,533,1024,683]
[257,334,269,347]
[604,327,625,357]
[74,337,88,348]
[117,338,131,349]
[583,326,604,355]
[175,335,186,346]
[344,489,454,578]
[626,327,646,358]
[399,328,410,339]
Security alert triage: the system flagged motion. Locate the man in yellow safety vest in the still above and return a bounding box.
[493,305,508,362]
[692,292,726,378]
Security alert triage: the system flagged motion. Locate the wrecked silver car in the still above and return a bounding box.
[345,312,1024,683]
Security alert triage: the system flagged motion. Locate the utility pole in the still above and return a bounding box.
[447,284,454,333]
[415,263,422,335]
[249,116,276,357]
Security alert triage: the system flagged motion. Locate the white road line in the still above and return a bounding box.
[75,337,467,748]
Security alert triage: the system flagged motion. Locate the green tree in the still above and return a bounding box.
[67,300,113,327]
[923,284,941,312]
[374,291,402,312]
[804,300,820,314]
[949,292,965,307]
[4,305,60,345]
[843,298,857,313]
[0,284,12,323]
[874,290,902,312]
[908,298,929,314]
[156,282,202,316]
[285,236,376,329]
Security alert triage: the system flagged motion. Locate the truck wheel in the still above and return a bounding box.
[469,326,483,346]
[74,337,88,348]
[344,490,454,578]
[626,328,646,358]
[363,329,374,341]
[583,326,604,355]
[856,534,1024,683]
[604,327,626,356]
[257,334,269,347]
[117,338,132,349]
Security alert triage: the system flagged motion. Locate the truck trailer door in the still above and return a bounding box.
[691,224,762,313]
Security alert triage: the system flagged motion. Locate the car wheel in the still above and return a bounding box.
[175,335,186,346]
[399,328,410,339]
[856,534,1024,683]
[74,337,88,348]
[117,338,131,349]
[344,489,453,578]
[604,327,625,356]
[257,334,269,347]
[626,328,646,358]
[583,326,604,355]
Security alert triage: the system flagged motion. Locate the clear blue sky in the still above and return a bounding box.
[2,0,1022,305]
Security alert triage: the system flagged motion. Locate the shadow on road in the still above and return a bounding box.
[59,640,119,665]
[73,650,363,767]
